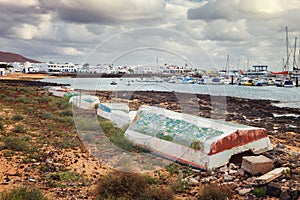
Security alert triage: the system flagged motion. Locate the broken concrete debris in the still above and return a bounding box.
[241,155,273,175]
[256,167,290,184]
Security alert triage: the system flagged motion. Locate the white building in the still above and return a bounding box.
[47,62,78,73]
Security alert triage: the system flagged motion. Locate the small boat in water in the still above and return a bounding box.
[276,79,295,87]
[110,81,117,85]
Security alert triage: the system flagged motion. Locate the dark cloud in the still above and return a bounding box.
[187,0,239,21]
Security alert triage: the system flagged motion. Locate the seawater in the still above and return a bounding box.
[41,78,300,109]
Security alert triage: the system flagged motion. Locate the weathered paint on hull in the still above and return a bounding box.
[125,106,273,170]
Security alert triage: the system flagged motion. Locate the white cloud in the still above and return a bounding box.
[202,19,251,41]
[0,0,39,7]
[55,47,85,56]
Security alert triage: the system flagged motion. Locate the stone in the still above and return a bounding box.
[28,178,36,182]
[256,167,290,184]
[280,190,290,200]
[290,190,299,200]
[237,169,245,176]
[238,188,252,196]
[276,143,285,149]
[223,174,234,181]
[229,169,238,175]
[219,165,228,173]
[241,155,273,175]
[266,182,281,197]
[187,177,199,186]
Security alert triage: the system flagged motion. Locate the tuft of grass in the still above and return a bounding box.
[59,109,73,117]
[165,163,180,176]
[95,171,174,200]
[3,137,29,151]
[41,112,53,120]
[170,180,190,193]
[0,186,48,200]
[45,171,82,188]
[253,187,266,198]
[12,124,26,133]
[12,114,24,121]
[197,183,232,200]
[0,122,4,131]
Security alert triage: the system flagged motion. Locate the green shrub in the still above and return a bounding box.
[170,180,189,193]
[59,109,73,117]
[39,94,51,103]
[96,171,174,200]
[165,163,180,176]
[3,137,29,151]
[197,183,232,200]
[0,186,48,200]
[48,171,81,182]
[253,187,266,198]
[0,94,7,99]
[41,112,53,119]
[12,114,24,121]
[56,137,79,149]
[0,122,4,131]
[15,96,31,103]
[12,124,26,133]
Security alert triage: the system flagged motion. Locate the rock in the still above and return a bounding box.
[229,163,238,169]
[187,177,199,186]
[46,158,53,164]
[241,155,273,175]
[280,190,290,200]
[28,178,36,182]
[223,174,234,181]
[276,143,285,149]
[24,167,31,172]
[219,165,228,173]
[238,188,251,196]
[266,182,281,197]
[237,169,245,176]
[290,190,299,200]
[229,169,238,175]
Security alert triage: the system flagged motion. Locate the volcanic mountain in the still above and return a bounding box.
[0,51,41,63]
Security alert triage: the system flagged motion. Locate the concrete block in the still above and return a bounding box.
[241,155,273,175]
[125,106,273,169]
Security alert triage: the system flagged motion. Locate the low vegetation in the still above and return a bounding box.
[0,186,48,200]
[95,171,174,200]
[197,183,232,200]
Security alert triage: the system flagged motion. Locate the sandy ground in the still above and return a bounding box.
[0,73,57,80]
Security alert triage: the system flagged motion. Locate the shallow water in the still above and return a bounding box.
[41,77,300,109]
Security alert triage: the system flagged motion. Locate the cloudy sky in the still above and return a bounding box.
[1,0,300,71]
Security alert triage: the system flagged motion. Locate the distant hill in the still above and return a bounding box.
[0,51,41,63]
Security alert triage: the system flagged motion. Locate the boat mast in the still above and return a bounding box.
[225,54,229,77]
[293,37,298,70]
[285,26,289,72]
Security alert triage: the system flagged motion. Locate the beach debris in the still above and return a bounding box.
[47,86,74,97]
[256,167,290,184]
[69,95,99,110]
[124,105,273,169]
[241,155,273,175]
[238,188,252,196]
